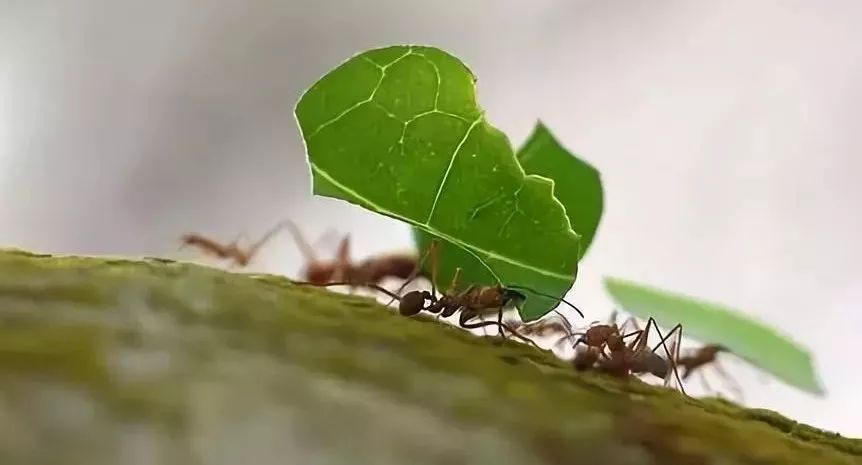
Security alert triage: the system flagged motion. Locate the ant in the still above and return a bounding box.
[571,311,687,395]
[284,221,425,289]
[299,239,585,349]
[180,220,290,268]
[671,342,743,400]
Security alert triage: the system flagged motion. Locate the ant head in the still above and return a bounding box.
[304,262,336,284]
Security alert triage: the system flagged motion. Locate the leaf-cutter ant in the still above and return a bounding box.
[389,239,584,338]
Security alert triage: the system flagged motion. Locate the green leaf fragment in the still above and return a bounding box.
[295,45,580,319]
[517,121,604,258]
[603,276,824,395]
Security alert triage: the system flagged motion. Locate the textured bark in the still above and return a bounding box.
[0,249,858,465]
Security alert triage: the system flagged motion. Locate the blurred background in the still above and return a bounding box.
[1,0,860,436]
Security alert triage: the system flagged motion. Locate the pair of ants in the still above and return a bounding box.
[180,220,740,398]
[180,220,422,286]
[511,310,740,397]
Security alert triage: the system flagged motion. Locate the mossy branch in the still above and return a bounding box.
[0,249,857,465]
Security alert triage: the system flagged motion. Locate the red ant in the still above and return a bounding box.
[180,220,289,268]
[284,221,425,289]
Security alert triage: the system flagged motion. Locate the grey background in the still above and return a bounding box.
[1,0,860,436]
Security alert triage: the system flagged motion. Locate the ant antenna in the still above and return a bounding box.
[504,285,585,318]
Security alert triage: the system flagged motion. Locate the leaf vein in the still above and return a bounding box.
[424,117,482,224]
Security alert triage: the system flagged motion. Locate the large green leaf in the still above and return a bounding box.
[604,277,823,395]
[295,45,580,318]
[517,121,603,258]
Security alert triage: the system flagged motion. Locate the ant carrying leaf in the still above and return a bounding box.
[300,239,585,350]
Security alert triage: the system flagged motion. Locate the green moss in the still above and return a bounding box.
[0,248,859,464]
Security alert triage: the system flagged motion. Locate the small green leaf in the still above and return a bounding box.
[295,45,580,319]
[603,276,823,395]
[517,121,604,258]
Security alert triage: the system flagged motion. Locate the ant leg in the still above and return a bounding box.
[243,220,291,267]
[313,228,341,251]
[386,239,438,308]
[712,360,745,402]
[461,318,540,350]
[619,315,640,335]
[330,235,353,291]
[647,321,686,396]
[284,220,319,263]
[571,333,586,350]
[698,370,714,394]
[662,324,684,389]
[628,317,652,351]
[496,305,508,340]
[609,308,618,325]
